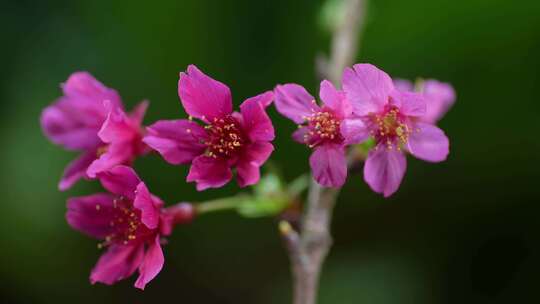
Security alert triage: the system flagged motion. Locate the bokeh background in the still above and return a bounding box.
[1,0,540,303]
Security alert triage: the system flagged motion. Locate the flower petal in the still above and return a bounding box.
[98,101,138,144]
[143,120,207,165]
[87,141,134,178]
[66,193,116,239]
[421,80,456,123]
[342,64,394,116]
[364,145,407,197]
[90,244,144,286]
[186,156,232,191]
[129,100,149,126]
[41,72,125,150]
[178,65,232,122]
[393,79,414,92]
[236,142,274,187]
[319,80,351,118]
[133,182,160,229]
[239,91,275,142]
[97,165,141,199]
[274,83,319,124]
[244,90,274,108]
[59,151,97,190]
[134,235,164,290]
[340,118,369,145]
[62,72,123,110]
[40,98,103,151]
[309,143,347,187]
[292,126,310,144]
[407,122,449,162]
[390,90,426,117]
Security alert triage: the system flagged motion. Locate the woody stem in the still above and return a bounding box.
[283,1,367,304]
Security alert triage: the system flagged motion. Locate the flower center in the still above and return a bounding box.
[371,106,410,150]
[303,109,342,147]
[99,196,155,248]
[205,116,245,158]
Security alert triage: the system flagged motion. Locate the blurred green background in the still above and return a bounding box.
[1,0,540,303]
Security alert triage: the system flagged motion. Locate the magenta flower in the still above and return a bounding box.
[40,72,148,190]
[342,64,450,197]
[274,80,361,187]
[143,65,275,190]
[66,165,192,289]
[394,78,456,124]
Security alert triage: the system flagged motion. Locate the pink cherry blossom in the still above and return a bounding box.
[143,65,275,190]
[66,165,193,289]
[342,64,450,197]
[394,78,455,124]
[40,72,148,190]
[274,80,365,187]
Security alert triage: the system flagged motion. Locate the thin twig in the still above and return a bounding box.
[283,1,367,304]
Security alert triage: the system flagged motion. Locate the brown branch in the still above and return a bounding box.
[282,1,367,304]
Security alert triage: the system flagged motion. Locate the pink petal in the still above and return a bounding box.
[248,90,274,108]
[342,64,394,116]
[393,79,414,92]
[186,156,232,191]
[133,182,160,229]
[236,142,274,187]
[407,122,449,162]
[178,65,232,122]
[319,80,351,118]
[364,145,407,197]
[292,126,310,144]
[97,165,141,199]
[129,100,149,126]
[340,118,370,145]
[90,244,144,286]
[421,80,456,123]
[134,235,164,290]
[274,83,320,124]
[66,193,116,239]
[41,72,125,150]
[63,72,123,110]
[143,120,207,165]
[98,102,138,144]
[40,98,103,151]
[86,141,134,178]
[390,90,426,117]
[309,143,347,187]
[59,151,97,190]
[239,91,275,142]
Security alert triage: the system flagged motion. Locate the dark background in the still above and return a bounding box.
[1,0,540,303]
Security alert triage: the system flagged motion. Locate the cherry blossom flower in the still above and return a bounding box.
[274,80,362,187]
[66,166,193,289]
[342,64,450,197]
[143,65,275,190]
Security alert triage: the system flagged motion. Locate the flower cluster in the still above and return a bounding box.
[275,63,454,196]
[41,63,454,289]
